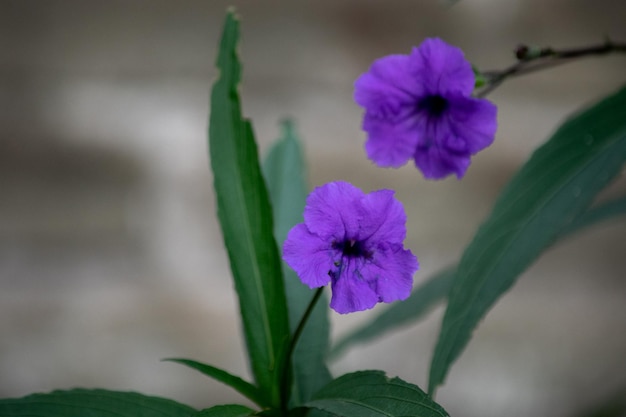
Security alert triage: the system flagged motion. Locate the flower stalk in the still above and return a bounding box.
[279,287,325,413]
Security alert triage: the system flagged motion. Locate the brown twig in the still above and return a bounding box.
[475,39,626,98]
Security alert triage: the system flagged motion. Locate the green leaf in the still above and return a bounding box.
[163,358,267,407]
[330,267,456,360]
[262,120,332,405]
[429,86,626,395]
[262,120,309,244]
[572,386,626,417]
[329,194,626,361]
[198,404,256,417]
[0,389,196,417]
[303,371,448,417]
[558,195,626,239]
[209,10,290,406]
[329,192,626,360]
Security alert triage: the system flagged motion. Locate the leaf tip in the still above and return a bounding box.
[225,6,240,21]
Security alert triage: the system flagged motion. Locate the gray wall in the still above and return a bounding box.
[1,1,626,416]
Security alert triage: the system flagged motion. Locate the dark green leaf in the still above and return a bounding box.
[329,193,626,361]
[163,358,266,407]
[572,386,626,417]
[558,195,626,238]
[209,10,290,406]
[262,120,332,405]
[429,86,626,395]
[329,192,626,360]
[0,389,196,417]
[304,371,448,417]
[198,404,256,417]
[330,267,456,360]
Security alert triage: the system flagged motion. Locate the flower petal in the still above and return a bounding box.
[363,112,418,167]
[303,181,363,240]
[410,38,474,96]
[283,224,333,288]
[354,54,422,112]
[358,189,407,245]
[363,243,418,303]
[329,259,380,314]
[356,54,423,168]
[414,140,471,179]
[285,181,419,314]
[447,95,498,154]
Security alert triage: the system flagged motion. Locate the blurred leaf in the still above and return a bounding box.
[558,195,626,238]
[429,86,626,395]
[0,389,196,417]
[262,120,332,405]
[330,266,456,359]
[209,10,290,406]
[198,404,256,417]
[164,358,267,407]
[572,386,626,417]
[303,371,448,417]
[263,120,309,243]
[329,193,626,360]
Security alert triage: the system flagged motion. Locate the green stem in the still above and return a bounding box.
[279,287,325,414]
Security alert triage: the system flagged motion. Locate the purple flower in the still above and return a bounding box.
[283,181,418,314]
[354,38,498,179]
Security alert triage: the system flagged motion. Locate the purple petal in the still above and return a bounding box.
[329,259,379,314]
[363,111,418,167]
[354,54,423,112]
[357,189,407,245]
[410,94,496,179]
[447,95,498,154]
[303,181,363,240]
[363,244,418,303]
[414,141,471,179]
[283,224,332,288]
[410,38,474,96]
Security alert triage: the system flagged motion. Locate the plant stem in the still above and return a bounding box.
[476,39,626,98]
[279,287,325,414]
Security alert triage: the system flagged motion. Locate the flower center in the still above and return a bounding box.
[333,239,369,259]
[419,94,448,116]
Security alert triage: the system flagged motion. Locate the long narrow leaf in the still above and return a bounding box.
[209,10,290,406]
[330,266,456,360]
[0,389,196,417]
[571,386,626,417]
[198,404,256,417]
[329,195,626,360]
[429,86,626,395]
[304,371,448,417]
[559,195,626,238]
[262,120,332,405]
[163,358,266,407]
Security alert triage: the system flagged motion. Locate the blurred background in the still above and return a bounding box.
[1,1,625,416]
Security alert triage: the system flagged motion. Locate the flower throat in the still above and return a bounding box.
[333,239,369,258]
[419,94,448,116]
